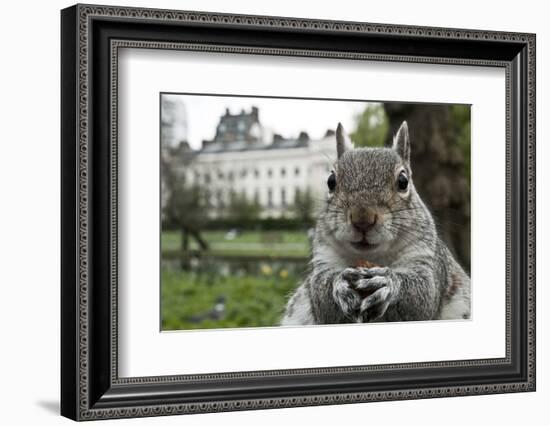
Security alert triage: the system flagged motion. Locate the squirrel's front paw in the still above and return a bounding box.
[332,269,363,320]
[354,267,399,322]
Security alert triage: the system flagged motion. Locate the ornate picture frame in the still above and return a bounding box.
[61,4,535,421]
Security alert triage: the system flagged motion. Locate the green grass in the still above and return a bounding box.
[161,268,299,330]
[161,229,309,330]
[162,230,310,258]
[162,229,310,247]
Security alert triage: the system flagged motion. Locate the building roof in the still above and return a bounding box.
[216,107,260,141]
[200,107,316,154]
[201,106,264,153]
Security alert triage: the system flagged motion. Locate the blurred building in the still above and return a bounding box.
[163,105,337,219]
[161,97,188,150]
[202,106,263,150]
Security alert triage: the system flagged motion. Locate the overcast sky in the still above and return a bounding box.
[162,93,376,150]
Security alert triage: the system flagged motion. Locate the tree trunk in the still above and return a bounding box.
[189,228,209,251]
[181,228,189,252]
[384,104,470,272]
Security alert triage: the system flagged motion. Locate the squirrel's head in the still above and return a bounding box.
[319,121,427,258]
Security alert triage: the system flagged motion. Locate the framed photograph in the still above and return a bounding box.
[61,4,536,421]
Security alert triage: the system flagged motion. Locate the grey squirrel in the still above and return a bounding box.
[281,121,471,325]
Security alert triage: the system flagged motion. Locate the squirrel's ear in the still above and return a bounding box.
[336,122,352,159]
[392,121,410,165]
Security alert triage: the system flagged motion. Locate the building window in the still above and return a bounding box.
[229,190,237,204]
[281,188,287,206]
[281,168,286,177]
[218,171,224,179]
[267,189,273,207]
[295,187,301,203]
[204,173,211,184]
[204,192,212,207]
[254,169,260,178]
[240,169,247,178]
[267,169,273,178]
[294,167,300,176]
[228,171,234,181]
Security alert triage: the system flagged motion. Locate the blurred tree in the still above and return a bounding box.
[383,103,471,271]
[291,188,316,224]
[162,155,210,252]
[450,104,472,186]
[226,191,262,222]
[351,103,389,148]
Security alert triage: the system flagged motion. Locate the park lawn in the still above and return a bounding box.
[161,229,310,258]
[161,268,298,330]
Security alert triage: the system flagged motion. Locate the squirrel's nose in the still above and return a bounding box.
[350,208,378,233]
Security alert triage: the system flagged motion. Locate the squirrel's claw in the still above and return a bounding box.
[356,266,390,277]
[332,276,362,320]
[360,286,392,322]
[355,276,387,292]
[336,267,397,322]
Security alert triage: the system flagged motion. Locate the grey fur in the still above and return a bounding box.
[336,122,352,159]
[392,121,410,166]
[281,122,470,325]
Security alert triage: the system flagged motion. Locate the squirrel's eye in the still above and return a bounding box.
[327,171,336,192]
[397,171,408,191]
